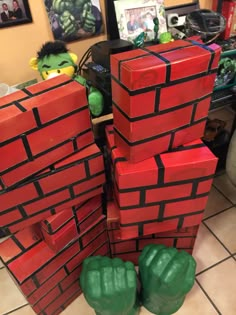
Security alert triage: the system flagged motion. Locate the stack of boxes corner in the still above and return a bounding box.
[0,75,110,315]
[106,39,221,265]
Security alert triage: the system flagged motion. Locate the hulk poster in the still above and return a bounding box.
[44,0,103,42]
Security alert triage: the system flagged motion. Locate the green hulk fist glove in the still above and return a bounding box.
[139,244,196,315]
[80,256,140,315]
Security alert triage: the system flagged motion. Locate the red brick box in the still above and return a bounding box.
[111,39,221,162]
[106,126,217,239]
[0,144,105,233]
[40,195,104,252]
[0,217,110,315]
[0,74,94,189]
[107,200,198,265]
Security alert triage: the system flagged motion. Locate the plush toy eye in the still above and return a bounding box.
[46,71,49,75]
[57,70,61,73]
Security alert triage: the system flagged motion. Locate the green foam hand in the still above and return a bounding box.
[80,256,140,315]
[139,244,196,315]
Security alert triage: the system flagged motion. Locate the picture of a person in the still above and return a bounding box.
[1,3,14,22]
[12,0,23,19]
[145,12,154,30]
[127,13,139,33]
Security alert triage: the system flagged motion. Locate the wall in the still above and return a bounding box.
[1,0,212,86]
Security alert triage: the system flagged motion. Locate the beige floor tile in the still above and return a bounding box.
[174,282,218,315]
[213,174,236,204]
[0,260,4,268]
[10,305,36,315]
[205,207,236,253]
[61,283,218,315]
[61,294,94,315]
[192,224,229,274]
[0,269,27,314]
[204,186,232,219]
[197,258,236,315]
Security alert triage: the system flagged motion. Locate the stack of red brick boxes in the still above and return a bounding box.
[106,39,221,264]
[0,75,110,314]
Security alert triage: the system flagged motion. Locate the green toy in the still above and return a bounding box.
[153,17,159,43]
[139,244,196,315]
[29,41,104,117]
[133,32,146,48]
[52,0,97,35]
[80,256,140,315]
[159,32,173,44]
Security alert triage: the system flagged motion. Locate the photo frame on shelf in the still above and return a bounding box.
[43,0,104,43]
[113,0,167,43]
[0,0,32,28]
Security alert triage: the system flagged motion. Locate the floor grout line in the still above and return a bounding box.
[2,303,29,315]
[195,279,222,315]
[203,205,234,221]
[203,222,233,256]
[213,184,235,206]
[196,256,232,276]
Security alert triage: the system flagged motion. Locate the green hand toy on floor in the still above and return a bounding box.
[80,256,140,315]
[80,245,196,315]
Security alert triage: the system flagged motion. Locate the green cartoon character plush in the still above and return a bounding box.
[29,40,104,117]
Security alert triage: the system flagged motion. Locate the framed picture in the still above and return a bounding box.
[0,0,32,28]
[114,0,167,42]
[44,0,104,43]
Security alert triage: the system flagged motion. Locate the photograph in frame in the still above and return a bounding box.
[114,0,167,42]
[0,0,32,28]
[44,0,104,43]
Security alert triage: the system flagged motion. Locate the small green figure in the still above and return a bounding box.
[133,32,146,48]
[159,32,173,44]
[153,17,159,43]
[80,256,140,315]
[139,244,196,315]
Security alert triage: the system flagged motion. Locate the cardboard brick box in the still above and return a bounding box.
[0,74,94,189]
[111,39,221,162]
[40,195,104,252]
[107,200,199,265]
[0,144,105,233]
[106,126,217,239]
[0,217,109,315]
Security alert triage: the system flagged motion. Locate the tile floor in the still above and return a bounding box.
[0,172,236,315]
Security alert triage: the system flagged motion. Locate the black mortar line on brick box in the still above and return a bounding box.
[0,105,88,148]
[0,166,104,214]
[203,222,233,256]
[114,117,207,147]
[112,68,217,96]
[2,184,104,233]
[112,92,212,121]
[28,240,109,305]
[0,128,92,180]
[195,279,222,314]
